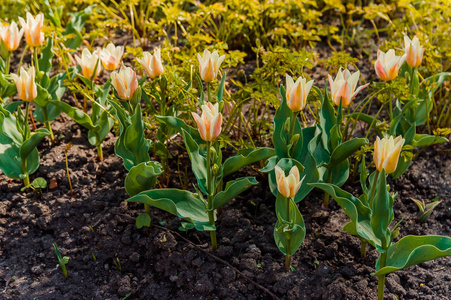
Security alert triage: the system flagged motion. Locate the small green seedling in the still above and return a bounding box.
[21,177,47,192]
[113,257,122,271]
[53,243,69,278]
[411,196,441,223]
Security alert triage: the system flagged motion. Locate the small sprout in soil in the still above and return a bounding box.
[53,243,69,278]
[136,213,151,229]
[89,226,95,233]
[290,265,295,272]
[411,196,441,222]
[121,293,132,300]
[64,142,75,198]
[113,257,122,271]
[21,177,47,193]
[159,221,167,226]
[92,253,96,261]
[256,263,262,269]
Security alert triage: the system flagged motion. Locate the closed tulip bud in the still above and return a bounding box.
[374,49,406,81]
[137,48,164,79]
[18,12,45,47]
[285,74,313,112]
[274,165,304,199]
[373,135,405,175]
[328,68,369,107]
[11,66,37,102]
[0,21,23,51]
[75,48,102,80]
[111,66,138,101]
[404,36,424,68]
[197,49,225,82]
[100,43,124,71]
[191,102,222,142]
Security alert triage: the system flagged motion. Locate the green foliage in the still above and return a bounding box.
[125,161,162,197]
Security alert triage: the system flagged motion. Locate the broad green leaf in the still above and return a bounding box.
[125,161,162,197]
[412,134,448,148]
[64,6,92,49]
[181,129,208,195]
[51,100,98,131]
[222,147,275,177]
[273,85,291,158]
[325,138,368,169]
[370,170,393,242]
[32,177,47,189]
[309,183,381,249]
[157,116,203,145]
[217,72,227,102]
[211,177,258,210]
[274,193,305,256]
[19,128,50,162]
[38,38,54,75]
[87,107,114,146]
[373,235,451,276]
[136,213,151,229]
[115,105,150,170]
[33,84,51,107]
[392,124,416,179]
[127,189,214,231]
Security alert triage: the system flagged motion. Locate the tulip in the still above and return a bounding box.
[404,36,424,68]
[374,49,406,81]
[111,66,138,101]
[137,48,164,79]
[75,48,102,80]
[275,165,303,198]
[11,66,37,102]
[328,68,369,107]
[191,102,222,142]
[285,74,313,112]
[18,12,45,47]
[197,49,225,82]
[100,43,124,71]
[373,135,405,175]
[0,21,23,51]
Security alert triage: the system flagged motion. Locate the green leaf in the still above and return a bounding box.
[373,235,451,276]
[51,100,98,131]
[125,161,163,197]
[64,6,92,49]
[370,170,393,242]
[32,177,47,189]
[33,84,51,107]
[272,85,291,158]
[115,105,150,170]
[38,38,54,75]
[136,213,151,229]
[127,189,214,231]
[309,182,381,249]
[217,72,227,102]
[211,177,258,210]
[19,128,50,163]
[412,134,448,147]
[157,116,203,145]
[274,193,305,256]
[181,129,208,195]
[325,138,368,169]
[222,147,275,177]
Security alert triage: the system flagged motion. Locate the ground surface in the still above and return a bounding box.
[0,111,450,299]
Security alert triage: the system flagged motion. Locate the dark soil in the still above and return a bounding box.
[0,111,450,300]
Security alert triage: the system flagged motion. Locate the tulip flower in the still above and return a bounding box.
[11,66,37,102]
[374,49,406,81]
[111,66,138,101]
[18,12,45,48]
[75,48,102,80]
[328,68,369,107]
[404,36,424,68]
[0,21,23,51]
[285,74,313,112]
[275,165,303,199]
[137,48,164,79]
[197,49,225,82]
[100,43,124,71]
[191,102,222,142]
[373,135,405,175]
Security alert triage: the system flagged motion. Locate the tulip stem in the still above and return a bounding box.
[5,52,11,74]
[207,82,211,103]
[322,169,333,208]
[42,107,54,142]
[96,143,103,162]
[206,141,217,250]
[360,240,367,259]
[285,196,291,271]
[285,253,291,272]
[289,111,297,145]
[368,170,379,208]
[33,47,39,73]
[24,102,30,140]
[377,237,388,300]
